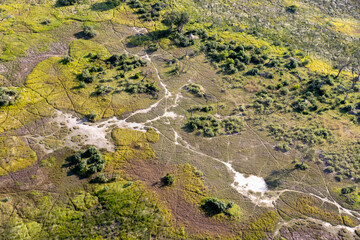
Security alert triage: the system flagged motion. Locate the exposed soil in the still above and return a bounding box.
[1,42,68,86]
[279,220,354,240]
[123,158,237,238]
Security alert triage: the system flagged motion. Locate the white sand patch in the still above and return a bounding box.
[52,110,147,152]
[223,162,276,207]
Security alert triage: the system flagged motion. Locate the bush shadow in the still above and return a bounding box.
[91,2,117,11]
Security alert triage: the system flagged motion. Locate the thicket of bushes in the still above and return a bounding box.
[0,88,18,106]
[57,0,81,6]
[267,123,333,147]
[70,146,106,177]
[76,53,158,96]
[128,0,166,21]
[201,198,234,216]
[184,83,204,97]
[324,143,360,181]
[185,115,244,137]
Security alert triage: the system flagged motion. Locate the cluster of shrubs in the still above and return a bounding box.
[183,83,204,97]
[267,123,333,147]
[117,79,159,96]
[275,142,291,152]
[107,0,122,7]
[106,54,147,71]
[185,115,244,137]
[170,32,194,47]
[324,143,360,181]
[77,53,148,87]
[200,37,289,75]
[0,87,18,106]
[188,105,214,113]
[201,198,234,216]
[61,55,74,64]
[57,0,81,6]
[91,173,118,184]
[288,74,336,114]
[70,146,106,177]
[251,73,337,115]
[341,186,357,195]
[79,69,96,83]
[294,160,309,170]
[128,0,166,21]
[94,85,114,95]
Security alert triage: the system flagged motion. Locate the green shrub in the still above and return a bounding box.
[341,186,357,195]
[295,161,308,170]
[0,87,18,106]
[107,0,122,7]
[87,111,97,122]
[80,69,95,83]
[201,198,229,216]
[285,59,298,69]
[62,55,73,64]
[57,0,81,6]
[184,83,204,97]
[276,142,291,152]
[83,26,97,38]
[247,68,259,76]
[69,146,106,178]
[161,173,174,186]
[171,32,194,47]
[95,85,114,95]
[286,5,298,13]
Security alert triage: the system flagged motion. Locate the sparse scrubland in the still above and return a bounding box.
[1,0,360,239]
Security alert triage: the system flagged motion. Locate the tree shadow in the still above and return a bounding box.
[74,31,92,40]
[91,1,117,12]
[264,168,295,190]
[62,155,83,178]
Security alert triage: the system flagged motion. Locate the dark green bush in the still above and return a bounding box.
[285,59,298,69]
[70,146,106,177]
[107,0,122,7]
[201,198,231,216]
[286,5,298,13]
[341,186,356,194]
[295,162,308,170]
[57,0,81,6]
[80,69,95,83]
[247,68,259,76]
[83,26,97,38]
[62,55,73,64]
[161,173,174,186]
[171,32,194,47]
[0,88,18,106]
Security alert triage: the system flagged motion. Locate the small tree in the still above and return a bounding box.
[83,26,97,38]
[294,160,308,170]
[161,173,174,186]
[163,11,190,33]
[87,111,97,122]
[201,198,231,216]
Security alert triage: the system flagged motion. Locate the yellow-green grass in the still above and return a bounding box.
[0,136,37,175]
